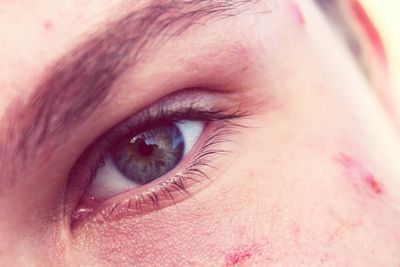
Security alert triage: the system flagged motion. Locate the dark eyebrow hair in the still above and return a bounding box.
[0,0,257,173]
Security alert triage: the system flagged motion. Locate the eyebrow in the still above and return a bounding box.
[0,0,257,171]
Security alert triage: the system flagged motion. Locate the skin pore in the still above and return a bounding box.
[0,0,400,266]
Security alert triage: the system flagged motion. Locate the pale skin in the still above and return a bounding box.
[0,0,400,266]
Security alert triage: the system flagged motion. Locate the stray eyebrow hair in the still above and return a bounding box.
[0,0,258,174]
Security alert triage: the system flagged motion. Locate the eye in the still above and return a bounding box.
[87,121,204,200]
[67,91,247,226]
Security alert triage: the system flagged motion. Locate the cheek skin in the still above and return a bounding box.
[70,144,400,266]
[71,202,272,266]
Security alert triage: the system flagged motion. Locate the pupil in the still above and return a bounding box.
[137,139,155,157]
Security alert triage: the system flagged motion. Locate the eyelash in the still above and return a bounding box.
[68,96,248,226]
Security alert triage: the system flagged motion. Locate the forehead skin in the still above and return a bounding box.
[0,0,117,96]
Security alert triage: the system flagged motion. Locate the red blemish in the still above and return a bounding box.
[290,2,305,26]
[365,174,382,194]
[225,244,258,266]
[43,20,53,31]
[350,0,387,66]
[335,153,383,195]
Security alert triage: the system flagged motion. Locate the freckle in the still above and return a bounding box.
[290,2,305,26]
[350,0,387,66]
[43,20,53,31]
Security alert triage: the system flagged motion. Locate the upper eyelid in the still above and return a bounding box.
[93,90,238,147]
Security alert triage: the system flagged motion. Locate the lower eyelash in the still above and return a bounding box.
[103,119,243,219]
